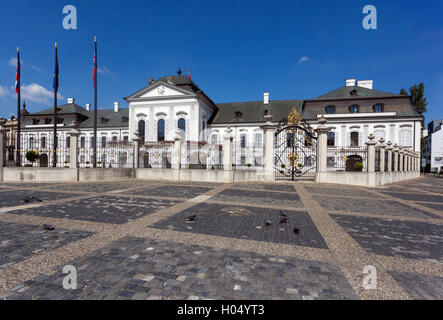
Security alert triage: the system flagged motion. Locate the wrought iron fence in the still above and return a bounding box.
[80,138,134,168]
[181,141,223,170]
[385,150,389,172]
[232,142,264,171]
[4,133,70,167]
[139,141,173,169]
[375,148,381,172]
[326,146,368,172]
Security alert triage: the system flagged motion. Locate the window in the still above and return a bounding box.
[101,136,107,148]
[327,132,335,146]
[254,133,262,148]
[350,132,359,146]
[374,130,385,142]
[326,106,336,114]
[157,119,165,142]
[211,135,219,145]
[66,137,70,148]
[138,120,145,141]
[374,104,384,113]
[123,136,128,142]
[304,132,313,147]
[400,130,412,147]
[80,136,85,148]
[234,111,243,118]
[112,136,117,142]
[349,105,359,113]
[286,132,293,148]
[57,118,64,124]
[32,119,39,125]
[29,136,35,149]
[44,118,51,124]
[240,134,247,148]
[91,137,96,147]
[41,136,46,148]
[178,118,186,132]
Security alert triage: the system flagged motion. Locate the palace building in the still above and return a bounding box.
[15,74,423,169]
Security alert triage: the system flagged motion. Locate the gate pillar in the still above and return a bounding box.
[315,116,330,182]
[261,122,277,182]
[68,121,80,169]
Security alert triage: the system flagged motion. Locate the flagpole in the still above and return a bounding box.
[16,46,21,167]
[52,42,58,168]
[93,36,97,168]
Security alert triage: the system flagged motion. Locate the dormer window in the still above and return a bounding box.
[325,106,336,114]
[234,111,243,119]
[349,105,359,114]
[32,119,40,125]
[373,104,384,113]
[350,90,358,96]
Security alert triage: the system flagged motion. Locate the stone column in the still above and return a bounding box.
[315,116,330,175]
[172,131,182,181]
[386,141,393,172]
[132,130,143,169]
[393,144,399,172]
[366,134,377,173]
[68,121,80,169]
[398,147,404,172]
[378,138,386,172]
[261,122,278,182]
[0,119,7,182]
[223,127,233,182]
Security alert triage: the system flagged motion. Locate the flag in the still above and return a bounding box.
[15,48,20,93]
[92,39,97,88]
[53,43,59,91]
[188,66,191,79]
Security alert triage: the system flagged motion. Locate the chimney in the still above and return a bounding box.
[114,101,119,113]
[85,104,91,111]
[264,92,270,105]
[357,80,373,90]
[345,79,356,87]
[67,97,75,104]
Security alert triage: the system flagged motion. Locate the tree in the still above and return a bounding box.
[400,83,428,115]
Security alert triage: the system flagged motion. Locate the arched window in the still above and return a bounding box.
[123,136,128,142]
[41,136,46,149]
[400,130,412,147]
[65,137,70,149]
[211,135,219,145]
[350,132,359,146]
[138,120,145,141]
[326,106,336,114]
[349,105,359,113]
[158,119,165,142]
[178,118,186,132]
[80,136,85,148]
[240,134,247,148]
[254,133,262,148]
[374,130,385,142]
[374,104,384,113]
[327,132,335,146]
[101,136,107,148]
[112,136,117,142]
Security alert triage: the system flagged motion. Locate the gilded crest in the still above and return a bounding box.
[288,107,301,126]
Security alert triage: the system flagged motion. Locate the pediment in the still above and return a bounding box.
[128,81,193,100]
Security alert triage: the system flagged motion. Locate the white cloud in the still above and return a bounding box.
[8,57,23,67]
[19,83,63,104]
[297,56,310,65]
[0,86,9,98]
[98,67,112,75]
[8,57,42,72]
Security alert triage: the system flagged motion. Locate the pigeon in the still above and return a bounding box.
[264,220,272,226]
[43,224,55,231]
[280,218,289,224]
[185,215,197,222]
[23,196,43,203]
[293,228,300,234]
[279,211,287,217]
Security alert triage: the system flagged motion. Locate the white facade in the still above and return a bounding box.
[423,125,443,172]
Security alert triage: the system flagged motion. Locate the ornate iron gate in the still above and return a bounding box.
[274,109,318,181]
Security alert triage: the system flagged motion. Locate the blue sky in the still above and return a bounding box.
[1,0,442,124]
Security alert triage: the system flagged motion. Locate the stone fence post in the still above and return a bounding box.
[393,144,399,172]
[315,116,330,176]
[386,141,393,172]
[261,123,278,182]
[0,119,7,182]
[223,127,233,182]
[68,121,80,169]
[398,147,404,172]
[173,132,182,170]
[366,134,377,173]
[132,130,143,169]
[378,138,386,172]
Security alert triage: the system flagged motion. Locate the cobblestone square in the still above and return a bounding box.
[0,176,442,300]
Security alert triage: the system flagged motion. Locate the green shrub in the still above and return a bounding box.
[247,163,252,167]
[297,163,303,168]
[281,164,286,169]
[354,162,364,171]
[25,150,39,164]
